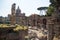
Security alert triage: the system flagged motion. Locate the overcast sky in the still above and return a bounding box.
[0,0,50,17]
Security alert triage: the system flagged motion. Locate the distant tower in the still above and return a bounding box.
[11,3,16,15]
[16,6,21,16]
[10,3,16,25]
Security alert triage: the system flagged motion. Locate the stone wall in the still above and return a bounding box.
[0,27,28,40]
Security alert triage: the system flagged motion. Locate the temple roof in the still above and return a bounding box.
[16,6,21,12]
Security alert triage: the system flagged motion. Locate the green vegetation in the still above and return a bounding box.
[14,25,28,31]
[37,5,55,16]
[0,24,11,28]
[37,7,49,16]
[50,0,60,7]
[37,7,48,10]
[46,0,56,16]
[46,6,55,16]
[0,24,28,31]
[45,0,60,16]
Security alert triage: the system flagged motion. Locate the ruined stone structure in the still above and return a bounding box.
[10,3,26,25]
[0,27,28,40]
[46,12,60,40]
[10,3,16,25]
[0,16,3,24]
[27,14,41,27]
[10,3,47,28]
[0,3,60,40]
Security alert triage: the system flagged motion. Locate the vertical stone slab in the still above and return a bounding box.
[47,19,54,40]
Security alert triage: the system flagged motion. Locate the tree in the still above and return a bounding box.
[37,7,48,16]
[50,0,60,7]
[46,0,55,16]
[46,6,55,16]
[37,7,48,10]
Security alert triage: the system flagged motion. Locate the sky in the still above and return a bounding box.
[0,0,50,17]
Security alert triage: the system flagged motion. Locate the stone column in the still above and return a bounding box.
[10,3,16,25]
[47,19,54,40]
[19,30,25,40]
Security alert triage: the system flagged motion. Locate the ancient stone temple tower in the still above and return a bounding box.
[15,6,21,24]
[10,3,16,25]
[10,3,26,25]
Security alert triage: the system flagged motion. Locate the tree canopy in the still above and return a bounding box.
[37,7,48,10]
[37,0,60,16]
[50,0,60,7]
[46,6,55,16]
[46,0,56,16]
